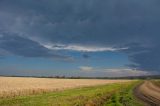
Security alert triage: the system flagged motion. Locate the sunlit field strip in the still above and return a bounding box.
[0,81,142,106]
[0,77,131,98]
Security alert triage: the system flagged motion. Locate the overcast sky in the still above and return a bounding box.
[0,0,160,77]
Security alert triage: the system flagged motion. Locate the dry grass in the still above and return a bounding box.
[0,77,131,98]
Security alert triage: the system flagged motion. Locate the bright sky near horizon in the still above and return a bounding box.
[0,0,160,77]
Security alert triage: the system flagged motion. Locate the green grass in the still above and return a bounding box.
[0,81,142,106]
[104,81,143,106]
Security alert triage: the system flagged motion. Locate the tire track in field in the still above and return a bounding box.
[134,81,160,106]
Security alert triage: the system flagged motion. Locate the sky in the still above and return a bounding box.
[0,0,160,77]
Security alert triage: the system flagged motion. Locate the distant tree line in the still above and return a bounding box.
[0,75,160,79]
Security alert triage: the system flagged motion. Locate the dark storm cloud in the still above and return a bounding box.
[0,0,160,72]
[0,34,71,60]
[126,44,160,72]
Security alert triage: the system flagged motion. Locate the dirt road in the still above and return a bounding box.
[134,81,160,106]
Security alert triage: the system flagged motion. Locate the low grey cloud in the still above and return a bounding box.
[79,66,93,72]
[0,0,160,73]
[102,68,150,77]
[82,54,90,59]
[78,66,149,77]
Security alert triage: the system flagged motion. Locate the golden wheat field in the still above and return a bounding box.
[0,77,131,98]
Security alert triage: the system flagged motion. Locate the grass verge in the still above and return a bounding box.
[0,81,142,106]
[104,81,143,106]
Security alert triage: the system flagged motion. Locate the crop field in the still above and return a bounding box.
[0,77,141,106]
[3,77,160,106]
[0,77,131,98]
